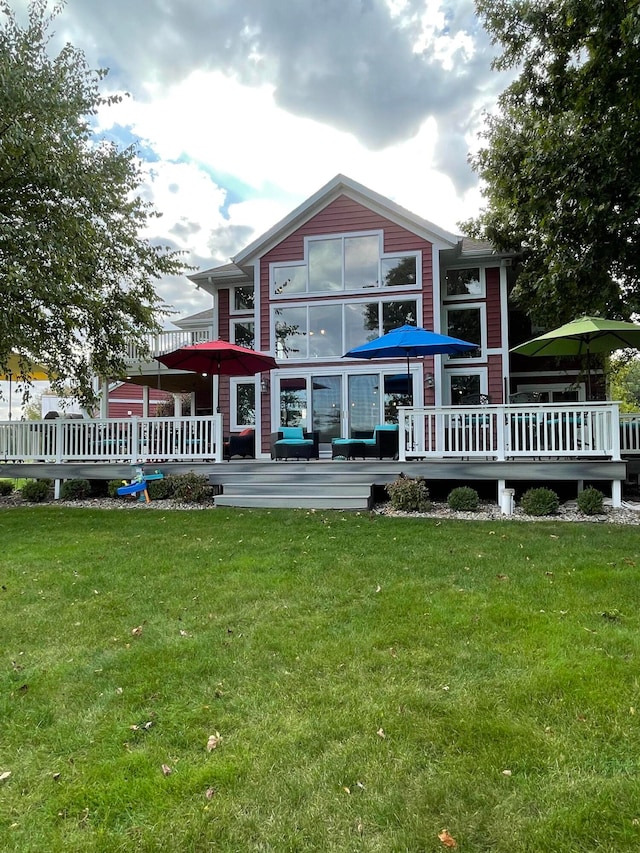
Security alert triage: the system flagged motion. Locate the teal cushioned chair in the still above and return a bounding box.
[350,424,399,459]
[271,426,320,460]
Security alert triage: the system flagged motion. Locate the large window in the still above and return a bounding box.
[231,380,256,429]
[445,306,483,359]
[275,299,418,360]
[445,267,483,298]
[232,285,255,312]
[272,232,419,296]
[231,320,255,349]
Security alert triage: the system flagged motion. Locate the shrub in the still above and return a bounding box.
[520,487,559,516]
[60,479,91,500]
[147,476,175,500]
[577,486,605,516]
[107,479,125,498]
[386,475,431,512]
[0,480,14,496]
[20,479,52,503]
[170,472,212,503]
[448,486,480,512]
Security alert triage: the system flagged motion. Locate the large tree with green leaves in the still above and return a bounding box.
[0,0,185,405]
[464,0,640,325]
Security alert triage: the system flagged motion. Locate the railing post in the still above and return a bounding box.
[130,418,139,464]
[610,403,621,461]
[55,418,63,464]
[398,408,407,462]
[496,405,506,460]
[214,413,223,462]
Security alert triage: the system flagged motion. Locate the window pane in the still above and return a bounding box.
[309,239,342,291]
[235,383,256,425]
[348,374,379,433]
[450,374,480,405]
[275,307,307,359]
[382,301,417,333]
[381,256,417,287]
[345,302,378,351]
[234,286,255,310]
[308,304,342,358]
[344,235,379,290]
[233,321,255,349]
[447,308,481,358]
[280,378,307,428]
[445,268,481,297]
[274,266,306,295]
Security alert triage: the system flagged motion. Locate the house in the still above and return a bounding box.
[184,174,586,456]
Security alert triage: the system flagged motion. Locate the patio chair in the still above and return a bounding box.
[460,393,491,405]
[347,424,399,460]
[223,428,255,460]
[271,426,319,461]
[509,391,541,403]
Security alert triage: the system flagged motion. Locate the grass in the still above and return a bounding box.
[1,506,640,852]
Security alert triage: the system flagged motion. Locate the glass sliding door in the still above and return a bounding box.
[311,375,342,446]
[348,374,379,436]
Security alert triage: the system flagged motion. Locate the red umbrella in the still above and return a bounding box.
[158,340,277,376]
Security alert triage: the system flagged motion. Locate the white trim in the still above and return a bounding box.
[442,303,487,364]
[499,264,510,402]
[251,260,261,352]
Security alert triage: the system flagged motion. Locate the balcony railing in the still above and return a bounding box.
[0,415,223,464]
[125,327,213,362]
[398,402,631,462]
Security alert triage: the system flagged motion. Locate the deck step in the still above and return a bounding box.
[222,483,370,497]
[214,493,371,509]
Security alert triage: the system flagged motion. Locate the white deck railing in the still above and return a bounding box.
[1,405,639,466]
[124,326,213,362]
[398,403,630,462]
[0,415,223,464]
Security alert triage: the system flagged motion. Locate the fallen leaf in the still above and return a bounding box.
[131,626,143,637]
[375,584,381,593]
[179,630,189,637]
[161,764,172,776]
[376,728,385,739]
[205,787,216,800]
[0,771,11,782]
[438,829,457,848]
[343,786,351,794]
[502,769,512,776]
[496,574,509,581]
[207,732,222,751]
[52,772,61,781]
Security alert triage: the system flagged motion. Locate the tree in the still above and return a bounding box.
[0,1,186,406]
[464,0,640,325]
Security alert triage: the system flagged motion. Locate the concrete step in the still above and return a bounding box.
[214,493,371,510]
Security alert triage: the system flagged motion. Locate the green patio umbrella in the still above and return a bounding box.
[510,316,640,399]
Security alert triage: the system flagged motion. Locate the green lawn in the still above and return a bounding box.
[1,507,639,852]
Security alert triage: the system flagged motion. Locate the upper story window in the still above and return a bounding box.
[444,267,483,299]
[232,285,255,312]
[231,319,255,350]
[271,231,420,297]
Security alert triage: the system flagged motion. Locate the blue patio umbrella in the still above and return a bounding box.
[343,324,477,404]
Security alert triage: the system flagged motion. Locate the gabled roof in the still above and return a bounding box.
[189,261,251,287]
[232,174,463,268]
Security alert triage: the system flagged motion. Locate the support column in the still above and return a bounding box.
[612,479,622,508]
[100,378,109,418]
[142,385,149,418]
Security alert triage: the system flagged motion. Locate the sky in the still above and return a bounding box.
[2,0,509,418]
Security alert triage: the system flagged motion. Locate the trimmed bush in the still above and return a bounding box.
[170,472,212,503]
[88,479,109,498]
[147,476,175,500]
[107,479,125,498]
[448,486,480,512]
[520,487,559,516]
[60,479,91,500]
[0,480,14,496]
[577,486,605,516]
[386,475,431,512]
[20,479,52,503]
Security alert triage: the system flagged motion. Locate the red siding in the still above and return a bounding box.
[108,383,172,418]
[485,267,502,349]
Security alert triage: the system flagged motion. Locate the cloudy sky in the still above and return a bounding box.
[2,0,509,417]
